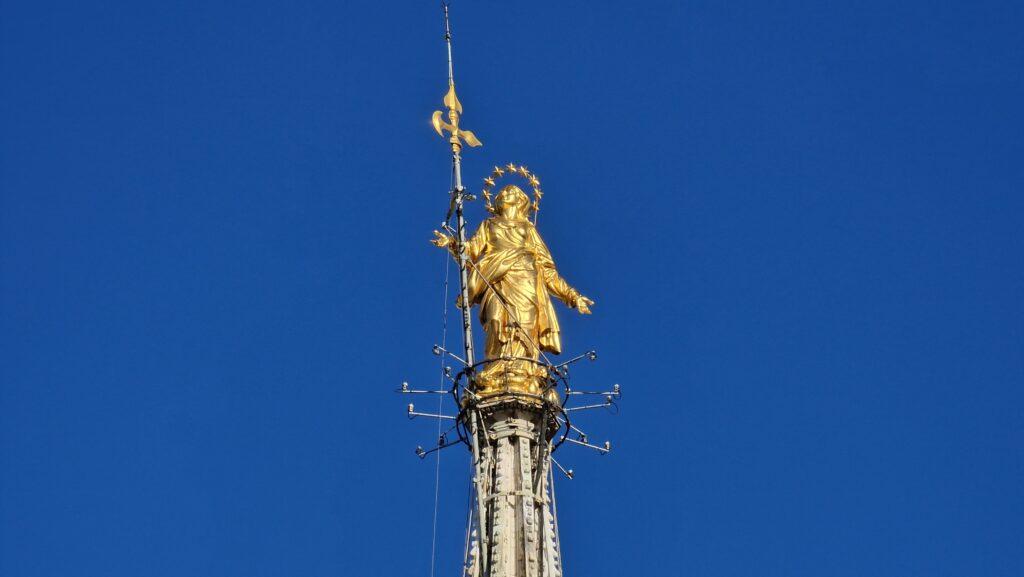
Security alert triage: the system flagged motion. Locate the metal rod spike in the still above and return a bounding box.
[563,397,615,412]
[551,456,575,480]
[564,385,622,397]
[397,382,452,394]
[415,438,461,459]
[433,344,467,365]
[555,416,590,442]
[409,408,458,421]
[565,437,612,455]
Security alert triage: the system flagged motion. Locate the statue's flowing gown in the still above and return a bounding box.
[462,216,580,393]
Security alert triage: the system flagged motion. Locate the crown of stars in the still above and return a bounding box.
[481,163,544,217]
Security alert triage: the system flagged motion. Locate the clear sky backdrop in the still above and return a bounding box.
[2,1,1022,576]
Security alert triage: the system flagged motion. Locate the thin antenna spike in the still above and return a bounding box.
[397,381,451,395]
[416,439,462,459]
[443,2,455,87]
[431,3,480,149]
[563,396,616,413]
[566,383,621,397]
[565,437,611,455]
[408,403,457,421]
[550,456,574,479]
[433,344,467,365]
[555,416,591,442]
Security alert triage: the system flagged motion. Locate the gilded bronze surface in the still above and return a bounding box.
[482,164,544,220]
[432,84,482,151]
[433,182,593,397]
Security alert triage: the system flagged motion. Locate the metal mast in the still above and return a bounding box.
[441,2,478,370]
[429,5,490,574]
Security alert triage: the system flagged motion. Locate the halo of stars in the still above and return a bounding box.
[481,163,544,216]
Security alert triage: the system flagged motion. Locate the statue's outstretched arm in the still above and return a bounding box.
[431,221,488,261]
[531,227,594,315]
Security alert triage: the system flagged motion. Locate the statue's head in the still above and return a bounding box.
[495,185,531,219]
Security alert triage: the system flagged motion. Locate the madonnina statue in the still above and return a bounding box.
[433,184,593,397]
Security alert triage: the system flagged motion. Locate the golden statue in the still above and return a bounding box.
[433,182,593,397]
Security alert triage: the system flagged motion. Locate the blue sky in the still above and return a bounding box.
[2,1,1022,576]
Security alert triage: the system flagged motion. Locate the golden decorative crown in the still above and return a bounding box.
[481,163,544,216]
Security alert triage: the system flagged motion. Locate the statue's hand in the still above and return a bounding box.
[431,230,453,249]
[576,295,594,315]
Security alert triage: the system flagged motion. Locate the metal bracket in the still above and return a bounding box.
[407,403,457,420]
[564,438,611,455]
[397,381,450,395]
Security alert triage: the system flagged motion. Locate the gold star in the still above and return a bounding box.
[506,162,517,173]
[484,177,495,187]
[493,166,505,176]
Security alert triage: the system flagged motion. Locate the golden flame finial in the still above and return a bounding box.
[431,4,482,152]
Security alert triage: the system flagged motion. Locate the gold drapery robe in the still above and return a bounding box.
[461,215,581,394]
